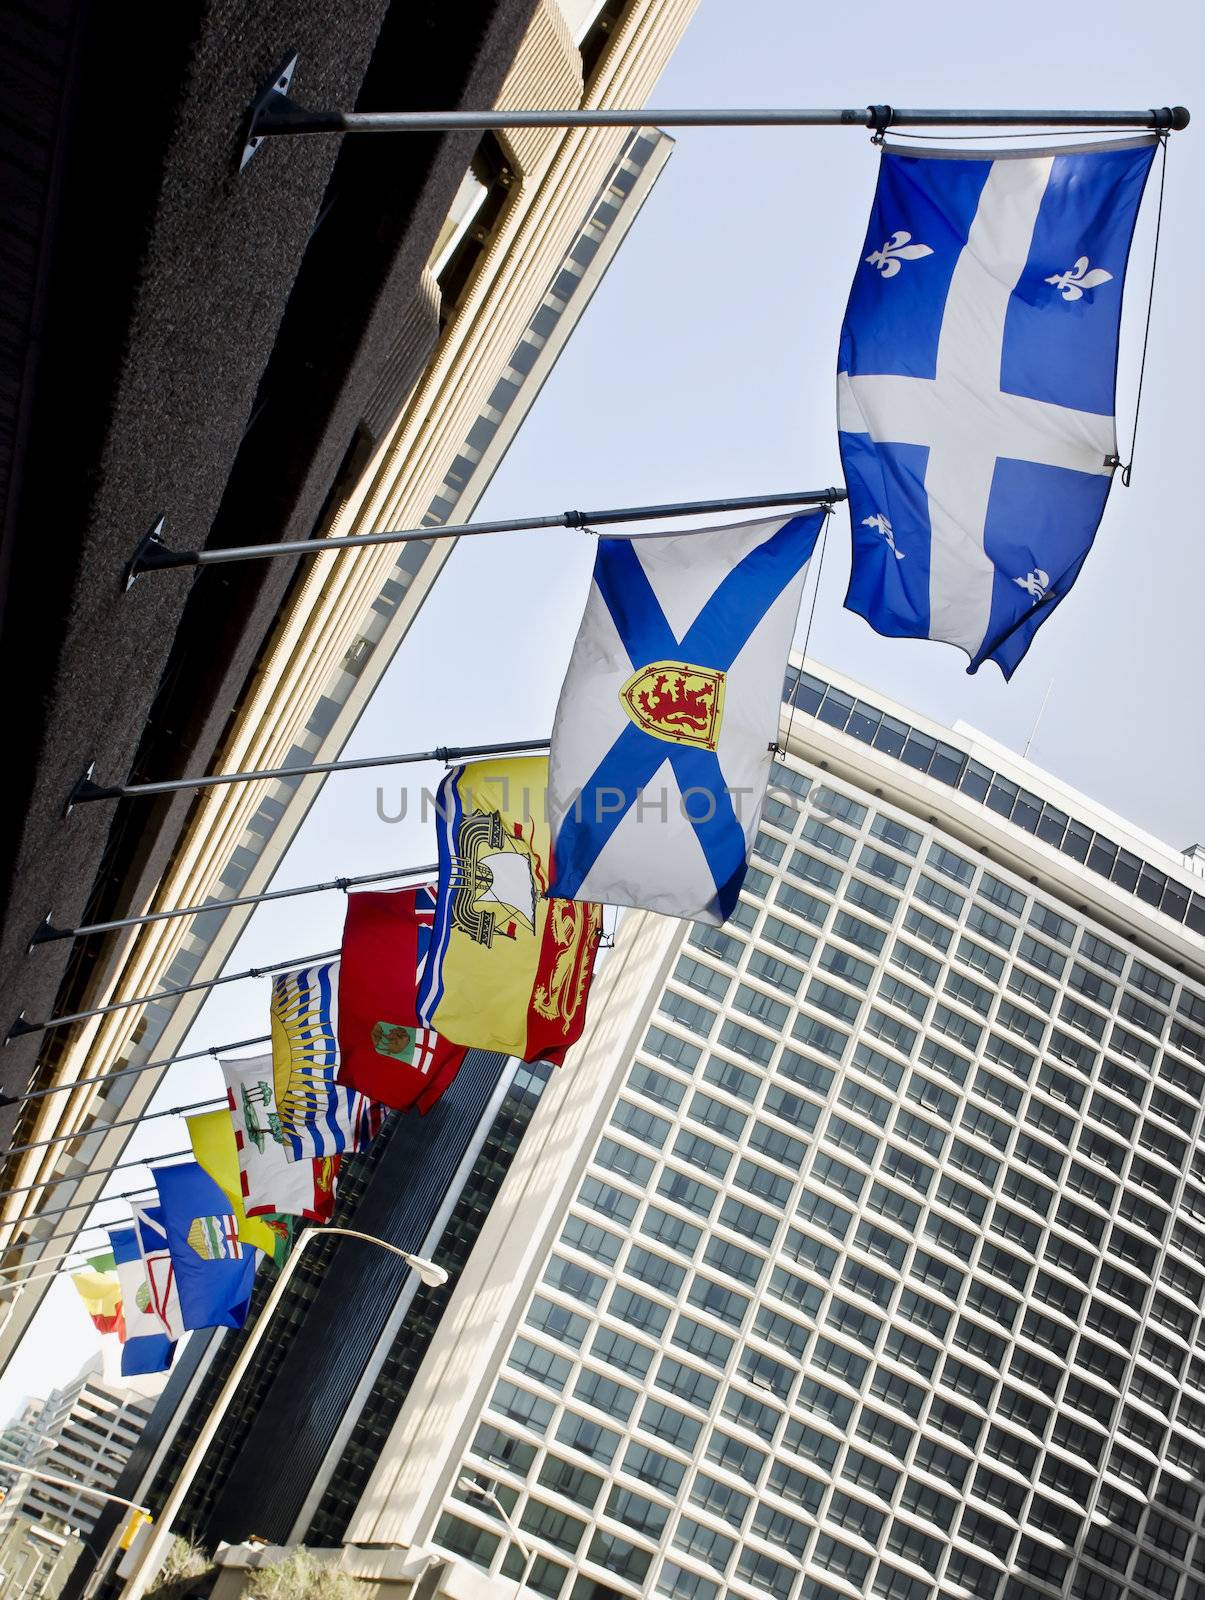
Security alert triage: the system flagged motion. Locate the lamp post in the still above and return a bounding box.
[119,1226,447,1600]
[456,1477,536,1598]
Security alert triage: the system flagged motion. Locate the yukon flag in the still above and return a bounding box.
[549,512,825,923]
[220,1053,338,1221]
[420,756,602,1061]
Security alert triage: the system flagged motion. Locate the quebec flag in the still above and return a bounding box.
[838,135,1156,678]
[548,512,824,924]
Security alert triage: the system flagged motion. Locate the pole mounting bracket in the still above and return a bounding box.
[124,516,194,589]
[241,53,300,170]
[27,915,73,954]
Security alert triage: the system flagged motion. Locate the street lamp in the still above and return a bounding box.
[118,1226,446,1600]
[456,1476,536,1598]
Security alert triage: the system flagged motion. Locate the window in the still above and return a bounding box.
[674,956,731,1001]
[595,1137,654,1187]
[578,1175,639,1226]
[592,1327,653,1378]
[637,1398,702,1452]
[527,1296,590,1349]
[643,1026,702,1072]
[733,984,789,1031]
[672,1316,734,1369]
[748,1120,807,1169]
[767,1456,825,1515]
[672,1130,730,1180]
[544,1256,606,1306]
[561,1214,622,1266]
[610,1099,670,1149]
[628,1062,686,1111]
[736,1548,799,1600]
[834,909,888,954]
[490,1378,556,1432]
[659,991,716,1037]
[471,1423,538,1477]
[872,813,923,855]
[671,1516,733,1571]
[655,1355,718,1411]
[538,1456,604,1510]
[689,1477,750,1543]
[761,915,818,961]
[555,1410,620,1464]
[688,1090,747,1141]
[573,1369,637,1421]
[688,1275,750,1327]
[626,1245,685,1295]
[734,1157,793,1208]
[657,1168,717,1218]
[642,1207,702,1259]
[927,842,974,885]
[584,1531,649,1585]
[704,1429,766,1484]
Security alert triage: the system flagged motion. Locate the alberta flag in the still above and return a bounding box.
[153,1161,257,1331]
[548,513,824,923]
[838,136,1156,677]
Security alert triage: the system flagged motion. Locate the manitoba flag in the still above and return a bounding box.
[337,886,467,1112]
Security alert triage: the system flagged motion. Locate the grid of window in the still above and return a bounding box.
[786,665,1205,937]
[430,747,1205,1600]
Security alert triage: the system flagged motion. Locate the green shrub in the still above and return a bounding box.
[146,1537,215,1599]
[245,1549,360,1599]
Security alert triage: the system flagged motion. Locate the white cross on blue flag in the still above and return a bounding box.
[838,135,1157,678]
[548,512,824,925]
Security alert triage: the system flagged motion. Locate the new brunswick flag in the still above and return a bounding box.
[418,756,602,1061]
[337,886,467,1112]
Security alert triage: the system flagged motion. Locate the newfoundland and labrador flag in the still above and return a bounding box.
[152,1160,257,1331]
[420,756,602,1061]
[220,1052,338,1221]
[337,887,468,1112]
[108,1225,175,1377]
[132,1205,184,1342]
[269,960,380,1161]
[548,514,824,924]
[838,136,1156,678]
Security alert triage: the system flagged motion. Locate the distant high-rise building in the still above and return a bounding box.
[0,1397,46,1479]
[337,659,1205,1600]
[0,1359,154,1542]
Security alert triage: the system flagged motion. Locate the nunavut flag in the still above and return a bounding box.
[337,887,467,1112]
[548,513,824,924]
[71,1253,124,1339]
[419,756,602,1062]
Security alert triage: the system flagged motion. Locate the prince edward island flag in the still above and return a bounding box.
[838,135,1156,678]
[549,512,824,925]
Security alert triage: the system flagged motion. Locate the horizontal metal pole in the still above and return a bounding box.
[32,862,436,946]
[7,947,339,1042]
[4,1185,157,1227]
[0,1033,271,1111]
[0,1145,194,1202]
[1,1222,139,1267]
[127,486,841,576]
[69,738,549,805]
[257,102,1190,136]
[4,1096,222,1163]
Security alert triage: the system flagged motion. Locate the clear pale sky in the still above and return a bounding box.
[6,0,1200,1417]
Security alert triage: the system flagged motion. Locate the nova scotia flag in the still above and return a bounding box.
[548,512,824,925]
[839,135,1156,677]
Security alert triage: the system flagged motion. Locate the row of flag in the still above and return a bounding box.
[66,130,1162,1372]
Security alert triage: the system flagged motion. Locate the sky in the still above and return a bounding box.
[4,0,1201,1418]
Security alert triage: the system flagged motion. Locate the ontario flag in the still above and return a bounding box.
[337,886,467,1113]
[419,756,603,1062]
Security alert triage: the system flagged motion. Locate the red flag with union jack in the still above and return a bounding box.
[336,886,467,1112]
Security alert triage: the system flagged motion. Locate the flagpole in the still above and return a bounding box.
[125,486,843,581]
[4,1096,222,1161]
[0,1139,199,1202]
[66,738,550,809]
[30,863,438,949]
[10,1187,158,1228]
[236,74,1189,171]
[0,1034,272,1112]
[6,947,340,1044]
[117,1227,447,1600]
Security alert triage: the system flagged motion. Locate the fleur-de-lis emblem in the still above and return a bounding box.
[1045,256,1113,301]
[866,230,934,278]
[1014,568,1050,601]
[863,513,905,560]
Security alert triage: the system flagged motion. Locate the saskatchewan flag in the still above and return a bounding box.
[418,755,602,1061]
[187,1110,290,1262]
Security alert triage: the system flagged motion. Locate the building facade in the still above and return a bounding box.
[0,0,695,1375]
[346,660,1205,1600]
[0,1359,153,1540]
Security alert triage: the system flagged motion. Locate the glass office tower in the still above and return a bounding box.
[348,659,1205,1600]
